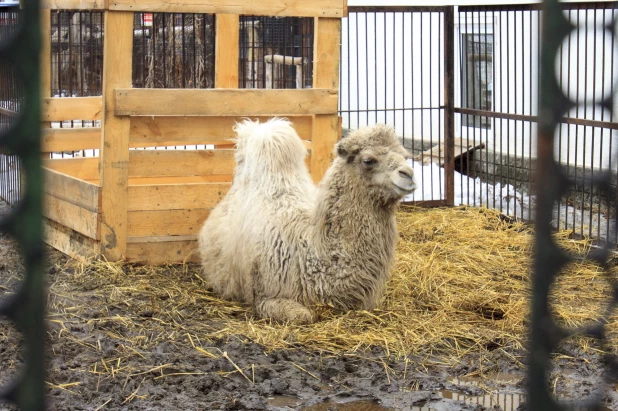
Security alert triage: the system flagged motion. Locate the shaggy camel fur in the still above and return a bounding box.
[198,119,416,323]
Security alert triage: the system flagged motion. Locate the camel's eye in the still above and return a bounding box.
[362,158,377,167]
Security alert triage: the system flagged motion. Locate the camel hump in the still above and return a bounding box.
[234,118,309,177]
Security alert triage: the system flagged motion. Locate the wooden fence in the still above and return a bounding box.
[40,0,345,264]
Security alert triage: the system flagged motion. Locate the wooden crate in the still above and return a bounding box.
[40,1,344,264]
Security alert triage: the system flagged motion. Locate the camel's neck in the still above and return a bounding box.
[311,162,398,256]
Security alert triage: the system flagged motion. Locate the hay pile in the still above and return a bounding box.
[47,207,616,363]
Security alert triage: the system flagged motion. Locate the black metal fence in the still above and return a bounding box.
[341,2,618,244]
[340,6,452,205]
[239,16,314,89]
[48,12,312,93]
[0,4,21,206]
[453,2,617,243]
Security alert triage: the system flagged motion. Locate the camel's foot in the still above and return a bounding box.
[255,298,313,324]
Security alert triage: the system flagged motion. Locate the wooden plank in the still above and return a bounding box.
[100,10,133,261]
[43,194,100,240]
[43,218,100,263]
[115,89,338,116]
[127,209,211,237]
[215,14,239,88]
[311,115,338,183]
[43,157,99,181]
[126,240,199,264]
[43,168,100,212]
[129,175,233,185]
[42,127,101,152]
[109,0,345,18]
[128,183,230,211]
[264,55,304,66]
[42,0,107,9]
[127,235,197,243]
[129,149,236,178]
[129,115,313,146]
[412,138,486,167]
[42,97,103,122]
[214,14,239,150]
[311,17,341,183]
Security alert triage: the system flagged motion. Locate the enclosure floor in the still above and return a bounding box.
[0,204,617,410]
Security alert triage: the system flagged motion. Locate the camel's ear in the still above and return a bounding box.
[336,140,360,161]
[336,144,348,159]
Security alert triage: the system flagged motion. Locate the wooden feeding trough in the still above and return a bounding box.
[40,1,345,264]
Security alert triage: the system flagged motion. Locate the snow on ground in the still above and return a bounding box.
[405,161,614,242]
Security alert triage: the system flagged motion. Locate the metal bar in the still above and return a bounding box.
[349,6,450,13]
[454,107,618,129]
[429,11,434,199]
[444,6,455,206]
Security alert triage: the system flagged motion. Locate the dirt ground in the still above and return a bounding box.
[1,202,617,410]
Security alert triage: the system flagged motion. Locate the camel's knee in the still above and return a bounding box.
[255,298,313,324]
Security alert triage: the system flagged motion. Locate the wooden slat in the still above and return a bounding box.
[43,218,100,263]
[128,175,233,185]
[311,17,341,183]
[42,127,101,152]
[42,97,103,122]
[99,10,133,261]
[42,0,107,9]
[127,209,211,237]
[115,89,338,116]
[109,0,344,18]
[44,194,100,240]
[43,168,100,212]
[43,157,99,181]
[127,235,197,243]
[128,183,230,211]
[129,115,312,146]
[311,115,338,183]
[126,240,199,264]
[129,149,235,178]
[215,14,239,88]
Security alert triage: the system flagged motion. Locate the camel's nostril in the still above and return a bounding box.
[399,169,413,180]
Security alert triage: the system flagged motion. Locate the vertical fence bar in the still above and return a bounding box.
[444,6,455,206]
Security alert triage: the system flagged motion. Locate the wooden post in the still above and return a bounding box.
[214,14,239,148]
[99,11,133,261]
[311,17,341,183]
[215,14,239,88]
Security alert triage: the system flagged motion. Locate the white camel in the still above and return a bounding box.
[198,118,416,323]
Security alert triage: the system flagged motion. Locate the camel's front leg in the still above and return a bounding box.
[254,298,313,324]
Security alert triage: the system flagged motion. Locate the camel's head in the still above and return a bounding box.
[335,124,416,202]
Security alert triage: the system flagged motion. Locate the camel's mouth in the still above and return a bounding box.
[393,182,417,195]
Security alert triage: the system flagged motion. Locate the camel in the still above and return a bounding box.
[198,118,416,323]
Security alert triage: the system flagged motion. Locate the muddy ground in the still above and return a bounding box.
[1,204,617,410]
